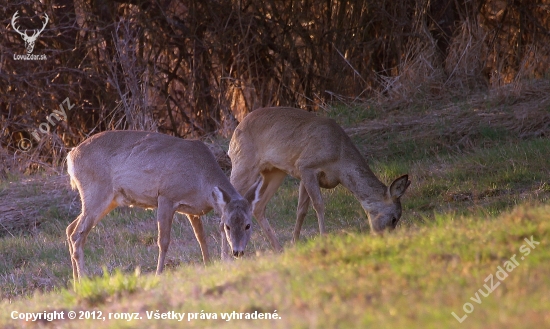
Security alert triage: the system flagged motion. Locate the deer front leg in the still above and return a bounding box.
[156,196,175,274]
[299,170,326,236]
[293,181,311,243]
[187,215,210,265]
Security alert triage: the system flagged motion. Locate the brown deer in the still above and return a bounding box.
[229,107,410,251]
[66,131,261,287]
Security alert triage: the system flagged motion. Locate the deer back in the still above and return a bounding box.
[68,131,238,213]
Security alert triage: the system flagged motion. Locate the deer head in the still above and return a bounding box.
[11,11,49,54]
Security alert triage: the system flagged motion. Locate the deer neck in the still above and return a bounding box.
[339,163,387,211]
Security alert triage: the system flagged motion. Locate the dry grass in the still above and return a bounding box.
[0,175,78,237]
[342,79,550,160]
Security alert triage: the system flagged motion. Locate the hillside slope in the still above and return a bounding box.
[1,203,549,328]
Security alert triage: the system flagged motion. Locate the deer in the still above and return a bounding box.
[11,11,49,54]
[228,107,411,251]
[66,131,261,288]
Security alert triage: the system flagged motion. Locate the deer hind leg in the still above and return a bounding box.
[292,181,311,243]
[156,196,175,275]
[66,219,79,287]
[187,215,210,265]
[67,186,117,288]
[251,169,287,252]
[299,169,326,236]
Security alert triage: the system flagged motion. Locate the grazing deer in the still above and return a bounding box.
[229,107,411,251]
[66,131,261,287]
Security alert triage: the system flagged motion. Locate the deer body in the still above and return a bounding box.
[66,131,260,287]
[229,107,410,251]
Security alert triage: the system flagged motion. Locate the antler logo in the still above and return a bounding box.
[11,11,49,54]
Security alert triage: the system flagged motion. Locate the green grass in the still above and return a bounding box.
[71,267,159,306]
[1,204,549,328]
[399,139,550,218]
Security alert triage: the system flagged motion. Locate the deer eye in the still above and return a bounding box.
[225,224,230,231]
[245,224,251,230]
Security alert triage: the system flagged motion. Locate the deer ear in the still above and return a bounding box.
[243,177,263,210]
[389,174,411,199]
[213,186,232,210]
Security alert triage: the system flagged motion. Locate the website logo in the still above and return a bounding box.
[11,11,48,60]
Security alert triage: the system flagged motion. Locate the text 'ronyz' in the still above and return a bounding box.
[30,97,75,142]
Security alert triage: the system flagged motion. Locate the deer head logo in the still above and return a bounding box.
[11,11,49,54]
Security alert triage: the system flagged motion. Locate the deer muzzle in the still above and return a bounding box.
[232,250,244,258]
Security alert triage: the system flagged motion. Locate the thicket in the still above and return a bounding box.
[1,0,549,173]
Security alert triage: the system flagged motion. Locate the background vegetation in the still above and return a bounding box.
[2,0,550,171]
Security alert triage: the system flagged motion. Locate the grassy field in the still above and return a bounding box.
[0,88,549,328]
